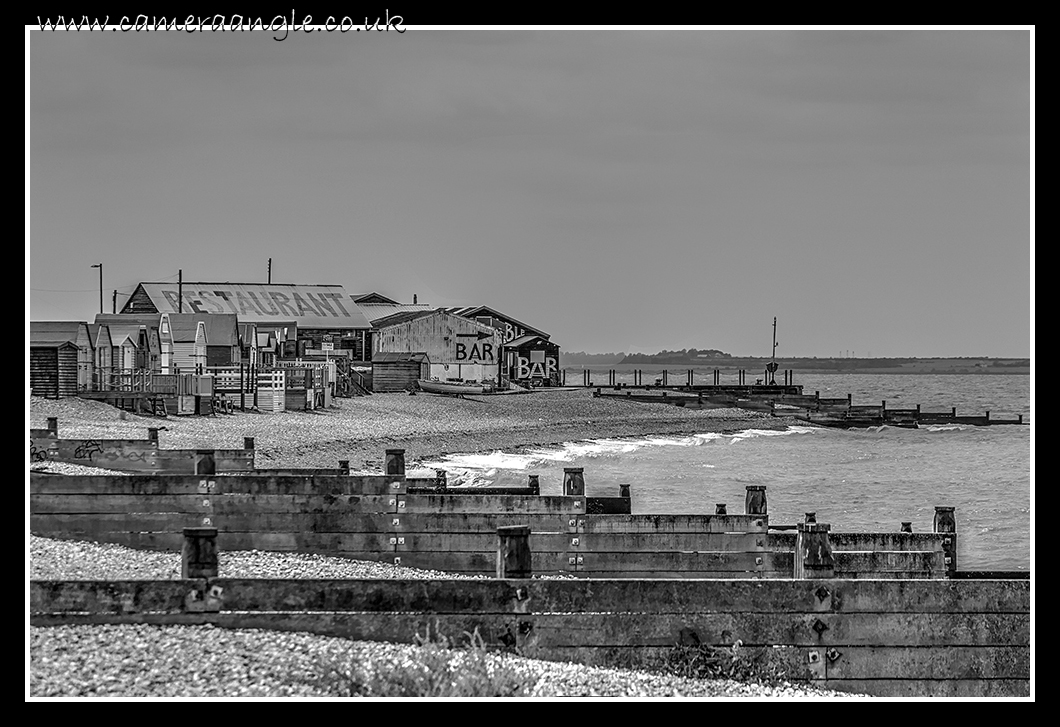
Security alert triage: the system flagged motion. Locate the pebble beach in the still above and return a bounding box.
[28,392,870,699]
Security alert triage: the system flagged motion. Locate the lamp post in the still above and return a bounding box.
[90,264,103,314]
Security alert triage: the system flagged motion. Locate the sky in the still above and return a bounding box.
[27,26,1033,358]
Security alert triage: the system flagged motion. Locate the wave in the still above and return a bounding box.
[420,425,820,474]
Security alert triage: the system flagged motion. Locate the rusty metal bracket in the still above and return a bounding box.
[808,650,821,664]
[826,648,842,663]
[815,586,830,603]
[812,618,829,635]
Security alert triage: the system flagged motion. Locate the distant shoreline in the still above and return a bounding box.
[560,360,1030,376]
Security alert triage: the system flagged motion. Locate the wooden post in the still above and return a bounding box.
[47,417,58,435]
[496,525,532,578]
[385,449,406,476]
[847,393,852,407]
[900,522,913,533]
[148,428,159,442]
[804,512,816,524]
[338,460,350,475]
[934,506,957,574]
[794,523,834,578]
[194,450,216,475]
[715,504,727,515]
[951,406,957,417]
[619,484,631,499]
[528,474,540,496]
[745,485,767,515]
[562,467,585,496]
[181,527,218,579]
[436,469,448,491]
[244,437,255,451]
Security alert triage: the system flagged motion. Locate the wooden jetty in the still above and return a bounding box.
[580,368,1025,428]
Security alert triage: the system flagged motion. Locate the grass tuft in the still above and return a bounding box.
[317,627,537,698]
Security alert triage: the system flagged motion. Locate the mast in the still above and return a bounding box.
[769,317,778,385]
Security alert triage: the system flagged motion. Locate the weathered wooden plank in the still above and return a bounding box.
[31,494,401,515]
[399,495,587,514]
[31,513,211,534]
[384,532,769,554]
[769,533,946,552]
[30,580,204,613]
[578,515,768,534]
[834,551,947,573]
[360,551,576,573]
[30,578,1032,617]
[827,579,1030,613]
[569,552,788,573]
[30,474,405,496]
[819,678,1030,698]
[821,646,1029,680]
[214,532,396,552]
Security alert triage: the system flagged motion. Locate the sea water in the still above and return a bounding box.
[418,374,1032,572]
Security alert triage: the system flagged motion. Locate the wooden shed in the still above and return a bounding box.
[372,352,430,392]
[29,341,80,398]
[30,321,94,391]
[504,334,561,387]
[373,309,502,384]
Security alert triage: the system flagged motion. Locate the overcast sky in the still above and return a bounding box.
[28,27,1032,358]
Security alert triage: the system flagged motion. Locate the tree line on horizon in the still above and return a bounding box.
[560,350,1029,366]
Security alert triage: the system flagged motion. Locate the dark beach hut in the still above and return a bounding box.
[29,340,80,398]
[372,352,430,392]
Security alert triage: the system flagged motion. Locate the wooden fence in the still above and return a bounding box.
[29,573,1030,697]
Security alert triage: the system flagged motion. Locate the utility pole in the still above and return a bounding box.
[90,264,103,314]
[112,290,117,314]
[178,269,183,313]
[267,258,272,284]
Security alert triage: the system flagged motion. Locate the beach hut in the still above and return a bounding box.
[29,321,94,392]
[371,352,430,392]
[94,314,163,373]
[161,314,208,373]
[29,340,80,398]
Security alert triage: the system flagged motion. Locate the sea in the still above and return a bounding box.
[417,373,1032,572]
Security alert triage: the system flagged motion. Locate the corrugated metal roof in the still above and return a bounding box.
[373,351,430,363]
[356,303,435,323]
[371,308,446,329]
[441,305,549,338]
[29,338,80,349]
[505,333,550,348]
[163,313,238,345]
[30,321,88,346]
[131,283,371,329]
[351,292,399,305]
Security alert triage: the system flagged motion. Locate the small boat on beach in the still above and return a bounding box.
[417,379,494,396]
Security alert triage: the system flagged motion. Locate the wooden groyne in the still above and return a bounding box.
[31,563,1030,697]
[29,444,1031,697]
[32,448,969,580]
